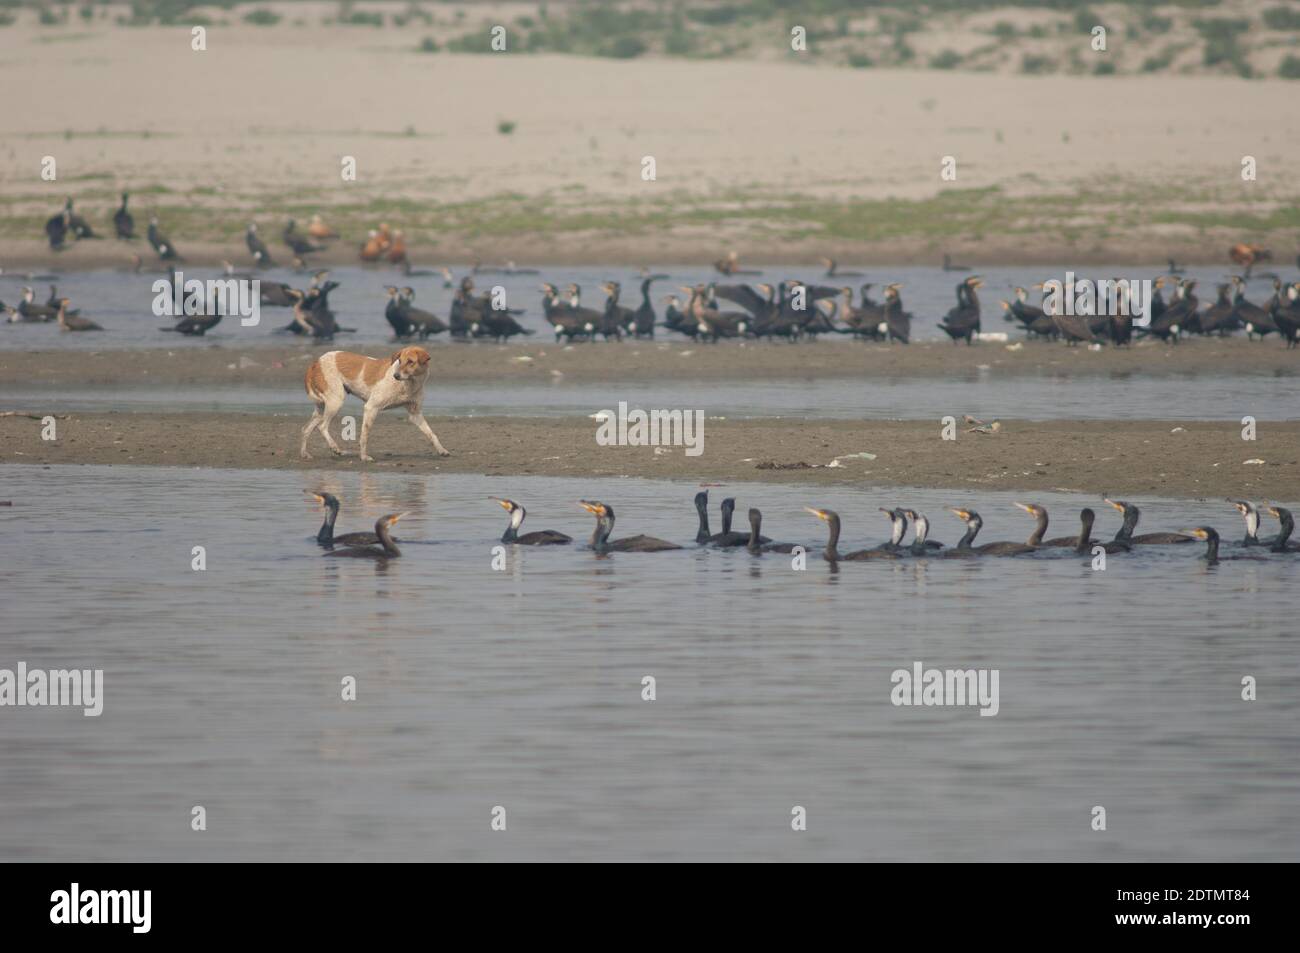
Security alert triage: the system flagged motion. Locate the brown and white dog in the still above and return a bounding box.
[300,347,449,462]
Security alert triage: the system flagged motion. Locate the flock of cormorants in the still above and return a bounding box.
[309,489,1298,567]
[12,266,1300,348]
[19,195,1300,346]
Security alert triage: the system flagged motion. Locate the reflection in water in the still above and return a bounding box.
[0,465,1296,861]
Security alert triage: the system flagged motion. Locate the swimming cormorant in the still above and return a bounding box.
[492,498,572,545]
[310,492,381,548]
[1104,498,1195,544]
[901,510,942,555]
[945,507,1034,556]
[805,508,899,562]
[1180,526,1264,566]
[55,299,103,331]
[323,513,405,559]
[745,508,800,554]
[579,501,682,553]
[1071,508,1130,555]
[1014,502,1094,547]
[1263,505,1300,553]
[821,257,864,278]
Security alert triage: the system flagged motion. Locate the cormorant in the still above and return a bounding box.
[492,498,572,545]
[1071,508,1130,555]
[384,286,414,338]
[1180,527,1265,566]
[880,283,912,343]
[147,216,181,260]
[821,257,864,278]
[712,496,767,547]
[1228,499,1263,546]
[323,513,405,559]
[629,276,660,338]
[746,508,800,554]
[310,492,381,548]
[1229,276,1277,339]
[1273,282,1300,348]
[15,287,57,322]
[713,250,759,276]
[540,282,588,341]
[579,501,682,552]
[1104,498,1194,544]
[938,276,983,344]
[160,309,221,336]
[45,204,70,250]
[1014,502,1094,548]
[601,281,636,338]
[901,510,942,555]
[246,224,275,268]
[283,219,325,256]
[55,299,103,331]
[1141,278,1195,342]
[805,508,899,562]
[944,507,1034,556]
[1198,283,1239,336]
[1263,505,1300,553]
[113,192,135,240]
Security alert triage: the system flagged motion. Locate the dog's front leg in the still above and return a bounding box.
[407,404,451,456]
[358,403,381,462]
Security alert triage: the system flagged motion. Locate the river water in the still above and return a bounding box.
[1,464,1295,861]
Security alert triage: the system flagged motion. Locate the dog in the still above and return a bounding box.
[300,346,449,462]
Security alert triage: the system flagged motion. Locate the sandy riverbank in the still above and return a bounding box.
[4,412,1296,501]
[3,337,1298,388]
[2,23,1297,270]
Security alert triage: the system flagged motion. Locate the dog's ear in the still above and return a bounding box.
[416,349,430,365]
[388,351,404,366]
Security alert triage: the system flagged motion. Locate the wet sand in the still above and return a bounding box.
[4,411,1296,501]
[4,337,1297,387]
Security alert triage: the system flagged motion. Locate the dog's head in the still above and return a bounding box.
[388,346,431,382]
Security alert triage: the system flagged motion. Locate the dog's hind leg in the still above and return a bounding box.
[317,392,347,455]
[407,404,450,456]
[300,402,324,459]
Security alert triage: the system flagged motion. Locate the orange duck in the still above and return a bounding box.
[1229,243,1271,277]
